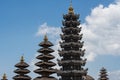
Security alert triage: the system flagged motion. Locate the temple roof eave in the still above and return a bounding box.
[61,27,81,34]
[34,69,56,74]
[63,14,79,20]
[58,59,86,66]
[60,41,84,48]
[14,69,30,74]
[35,61,56,67]
[37,48,54,53]
[58,49,85,56]
[57,70,87,76]
[36,54,55,60]
[39,41,53,47]
[15,62,29,68]
[34,77,57,80]
[60,34,83,40]
[13,75,31,80]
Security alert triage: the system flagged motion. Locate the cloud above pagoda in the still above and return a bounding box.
[36,23,61,40]
[82,0,120,61]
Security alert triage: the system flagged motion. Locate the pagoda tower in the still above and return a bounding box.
[98,67,109,80]
[57,2,88,80]
[34,35,57,80]
[13,56,31,80]
[1,74,7,80]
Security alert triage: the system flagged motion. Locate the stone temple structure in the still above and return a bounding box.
[1,2,109,80]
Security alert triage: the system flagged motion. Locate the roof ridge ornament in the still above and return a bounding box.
[68,0,74,14]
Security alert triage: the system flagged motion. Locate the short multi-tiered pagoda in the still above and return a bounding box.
[13,56,31,80]
[34,35,57,80]
[57,3,89,80]
[98,67,109,80]
[1,74,7,80]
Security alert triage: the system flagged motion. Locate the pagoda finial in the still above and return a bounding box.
[68,0,74,14]
[20,55,24,62]
[70,0,72,7]
[2,73,7,80]
[44,34,48,42]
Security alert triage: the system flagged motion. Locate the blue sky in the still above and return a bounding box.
[0,0,120,80]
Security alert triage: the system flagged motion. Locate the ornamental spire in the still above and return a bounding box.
[68,0,74,14]
[1,74,7,80]
[44,34,48,42]
[70,0,72,7]
[20,55,24,62]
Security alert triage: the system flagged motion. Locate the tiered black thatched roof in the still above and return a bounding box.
[98,67,109,80]
[57,3,89,80]
[13,56,31,80]
[34,35,57,80]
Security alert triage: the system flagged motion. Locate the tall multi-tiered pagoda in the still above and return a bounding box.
[57,3,94,80]
[13,56,31,80]
[34,35,57,80]
[1,74,7,80]
[98,67,109,80]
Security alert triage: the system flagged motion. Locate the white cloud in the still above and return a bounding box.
[82,0,120,61]
[109,70,120,80]
[36,23,61,40]
[85,52,97,62]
